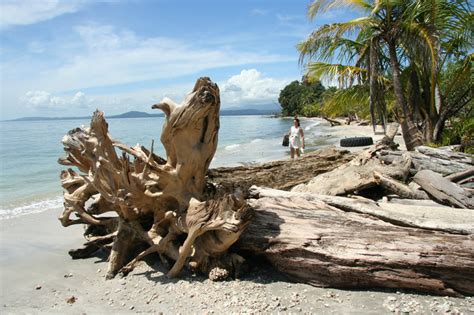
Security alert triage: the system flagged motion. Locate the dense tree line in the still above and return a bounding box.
[278,78,325,117]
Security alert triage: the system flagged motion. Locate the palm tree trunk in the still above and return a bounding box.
[369,45,377,134]
[388,42,423,150]
[369,39,387,134]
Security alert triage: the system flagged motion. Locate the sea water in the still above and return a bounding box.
[0,115,336,219]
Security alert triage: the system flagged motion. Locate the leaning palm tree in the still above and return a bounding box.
[299,0,472,150]
[400,0,473,142]
[299,0,423,150]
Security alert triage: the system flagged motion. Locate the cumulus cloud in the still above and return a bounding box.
[221,69,289,107]
[0,0,83,29]
[21,90,92,109]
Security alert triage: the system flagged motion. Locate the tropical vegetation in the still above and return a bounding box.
[282,0,473,151]
[278,78,325,117]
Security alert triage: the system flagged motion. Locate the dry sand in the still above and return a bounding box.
[1,123,472,314]
[328,123,407,151]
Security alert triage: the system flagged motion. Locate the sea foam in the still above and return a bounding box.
[0,197,63,220]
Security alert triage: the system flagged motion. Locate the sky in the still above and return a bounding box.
[0,0,358,120]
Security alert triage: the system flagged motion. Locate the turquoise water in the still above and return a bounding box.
[0,115,334,219]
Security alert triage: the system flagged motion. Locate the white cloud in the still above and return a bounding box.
[1,23,297,119]
[221,69,289,107]
[250,9,267,16]
[277,14,302,23]
[0,0,82,29]
[12,23,294,93]
[21,90,92,109]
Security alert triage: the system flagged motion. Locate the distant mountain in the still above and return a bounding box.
[8,111,163,122]
[8,107,281,122]
[221,108,279,116]
[109,111,163,119]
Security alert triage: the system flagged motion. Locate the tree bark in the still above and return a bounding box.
[377,147,472,176]
[237,187,474,296]
[413,170,474,209]
[388,41,423,151]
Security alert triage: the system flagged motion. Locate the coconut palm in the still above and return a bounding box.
[299,0,472,150]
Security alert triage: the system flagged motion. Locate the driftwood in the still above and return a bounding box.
[207,147,353,196]
[322,116,343,126]
[377,148,472,176]
[57,78,474,296]
[291,124,409,196]
[250,187,473,235]
[446,167,474,183]
[59,77,252,280]
[373,171,429,200]
[413,170,474,209]
[238,186,474,296]
[416,146,473,165]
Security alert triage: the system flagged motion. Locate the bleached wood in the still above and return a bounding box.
[413,170,474,209]
[59,78,252,280]
[239,186,474,296]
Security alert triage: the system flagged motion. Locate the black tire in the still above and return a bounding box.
[340,136,373,147]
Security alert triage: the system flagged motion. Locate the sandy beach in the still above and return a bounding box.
[1,123,472,314]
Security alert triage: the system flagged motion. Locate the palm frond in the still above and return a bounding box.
[321,85,371,117]
[306,62,367,87]
[298,34,366,65]
[308,0,371,19]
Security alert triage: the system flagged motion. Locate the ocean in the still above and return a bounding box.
[0,115,337,219]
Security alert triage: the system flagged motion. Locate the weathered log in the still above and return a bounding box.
[237,186,474,296]
[373,171,429,199]
[251,187,474,235]
[445,167,474,183]
[378,149,472,176]
[58,77,253,280]
[292,124,409,195]
[206,147,353,197]
[57,78,474,296]
[322,116,343,126]
[416,146,473,165]
[413,170,474,209]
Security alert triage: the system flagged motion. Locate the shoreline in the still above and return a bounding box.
[1,118,401,220]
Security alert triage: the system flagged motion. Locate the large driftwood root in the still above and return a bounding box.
[58,77,253,280]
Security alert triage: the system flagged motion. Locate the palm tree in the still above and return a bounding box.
[400,0,473,142]
[299,0,472,150]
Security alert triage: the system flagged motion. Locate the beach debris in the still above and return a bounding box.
[58,77,252,282]
[35,285,42,290]
[66,296,76,304]
[55,76,473,297]
[63,273,73,278]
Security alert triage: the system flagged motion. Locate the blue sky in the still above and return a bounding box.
[0,0,358,119]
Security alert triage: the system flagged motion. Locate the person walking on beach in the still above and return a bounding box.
[289,118,304,159]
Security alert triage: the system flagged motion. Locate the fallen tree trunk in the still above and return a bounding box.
[291,124,410,196]
[445,168,474,183]
[416,146,473,165]
[206,147,353,196]
[377,149,472,176]
[322,116,344,126]
[413,170,474,209]
[237,186,474,296]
